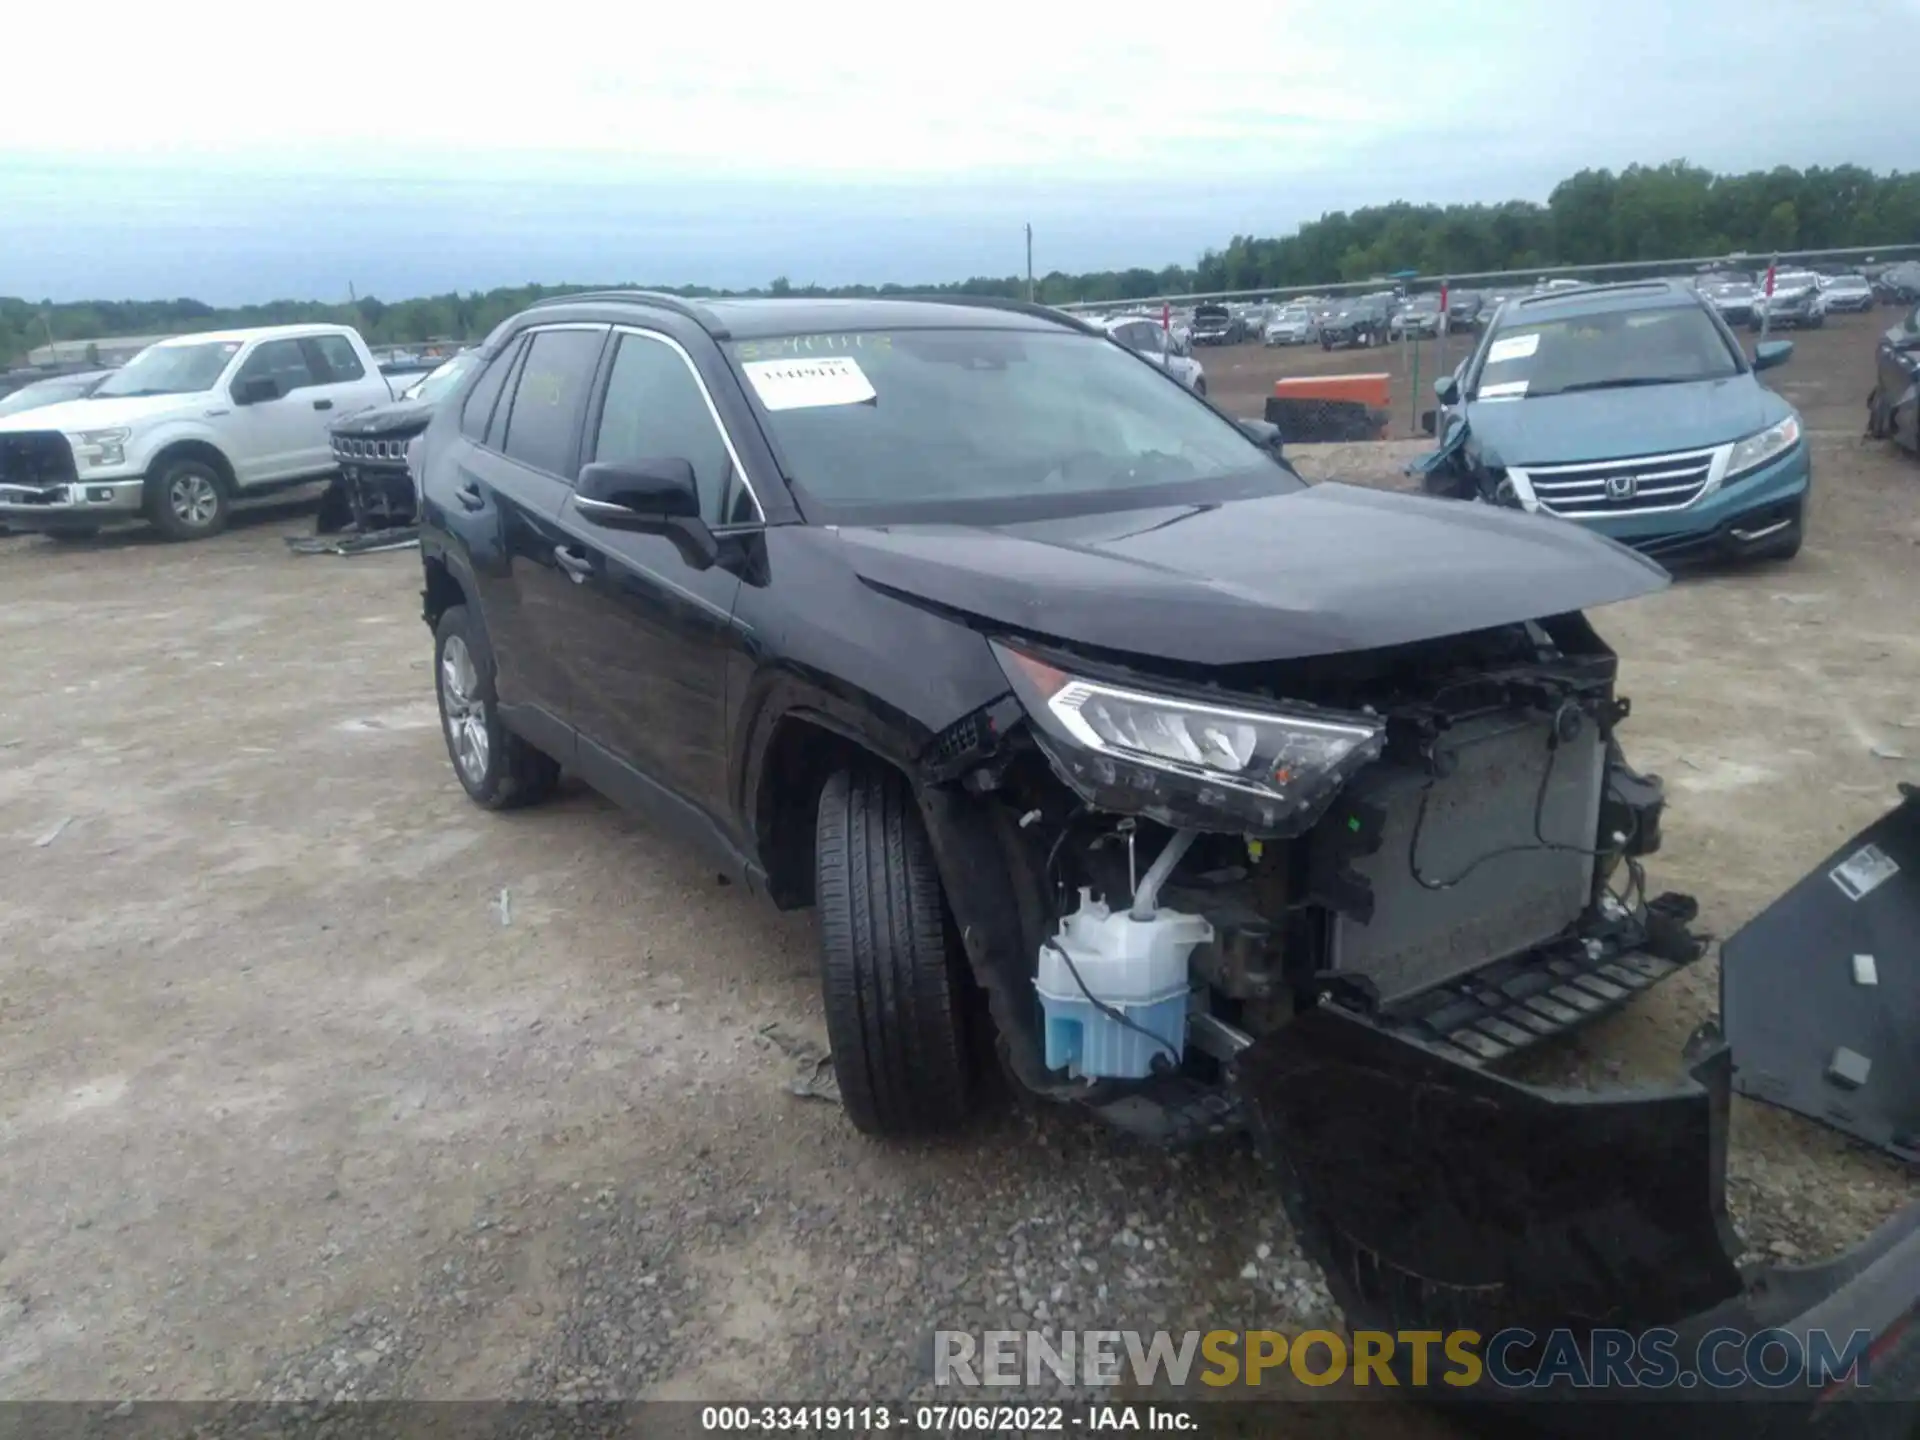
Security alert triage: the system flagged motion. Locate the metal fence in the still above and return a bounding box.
[1056,242,1920,315]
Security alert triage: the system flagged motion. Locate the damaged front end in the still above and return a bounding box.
[921,608,1699,1141]
[294,426,425,556]
[917,609,1920,1430]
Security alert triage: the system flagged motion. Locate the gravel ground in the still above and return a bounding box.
[0,308,1916,1416]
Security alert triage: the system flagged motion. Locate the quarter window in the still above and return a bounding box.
[234,339,318,396]
[592,333,754,524]
[499,328,605,476]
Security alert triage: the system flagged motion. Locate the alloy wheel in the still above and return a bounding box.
[439,634,491,784]
[169,473,221,529]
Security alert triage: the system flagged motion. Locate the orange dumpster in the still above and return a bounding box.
[1271,373,1392,408]
[1265,374,1392,442]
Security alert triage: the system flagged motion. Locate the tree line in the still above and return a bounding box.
[4,160,1917,366]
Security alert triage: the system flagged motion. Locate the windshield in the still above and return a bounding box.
[728,329,1290,521]
[1830,276,1869,291]
[1472,305,1741,400]
[400,353,478,403]
[94,341,240,398]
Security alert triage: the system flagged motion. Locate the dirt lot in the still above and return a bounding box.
[1,306,1916,1411]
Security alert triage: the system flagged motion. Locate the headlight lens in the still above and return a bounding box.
[1725,414,1801,478]
[994,642,1386,836]
[70,427,131,467]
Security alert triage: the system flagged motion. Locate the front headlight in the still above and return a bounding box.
[994,642,1385,836]
[70,427,131,468]
[1725,414,1800,479]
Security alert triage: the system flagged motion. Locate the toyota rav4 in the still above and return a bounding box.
[412,291,1920,1429]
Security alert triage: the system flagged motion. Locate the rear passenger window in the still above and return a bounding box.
[461,336,525,443]
[500,329,605,476]
[306,335,366,383]
[593,332,754,524]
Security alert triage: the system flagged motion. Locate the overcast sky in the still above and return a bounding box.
[0,0,1912,305]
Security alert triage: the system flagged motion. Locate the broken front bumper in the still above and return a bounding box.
[0,477,145,528]
[1237,1006,1920,1434]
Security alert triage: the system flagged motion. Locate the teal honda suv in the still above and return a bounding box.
[1416,280,1809,563]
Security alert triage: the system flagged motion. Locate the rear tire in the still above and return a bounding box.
[1193,376,1207,398]
[815,766,973,1137]
[433,605,561,810]
[1868,389,1890,440]
[144,457,231,541]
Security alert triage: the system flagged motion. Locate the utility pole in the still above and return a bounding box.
[1025,224,1034,303]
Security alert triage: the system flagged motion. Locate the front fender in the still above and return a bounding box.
[126,418,230,471]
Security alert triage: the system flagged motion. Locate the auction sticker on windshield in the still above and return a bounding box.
[742,356,878,411]
[1487,333,1541,364]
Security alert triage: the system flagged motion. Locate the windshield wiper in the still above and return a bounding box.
[1533,376,1712,397]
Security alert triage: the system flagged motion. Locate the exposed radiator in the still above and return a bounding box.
[1328,711,1605,1004]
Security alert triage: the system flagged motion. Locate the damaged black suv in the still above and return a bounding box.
[415,293,1920,1426]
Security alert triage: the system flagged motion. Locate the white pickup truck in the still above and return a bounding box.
[0,324,394,541]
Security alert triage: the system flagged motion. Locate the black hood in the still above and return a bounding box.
[330,397,435,439]
[834,483,1668,666]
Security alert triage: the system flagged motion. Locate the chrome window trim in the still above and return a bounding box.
[605,325,766,525]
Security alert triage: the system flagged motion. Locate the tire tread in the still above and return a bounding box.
[817,767,970,1136]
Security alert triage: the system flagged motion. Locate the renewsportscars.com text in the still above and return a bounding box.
[933,1326,1876,1391]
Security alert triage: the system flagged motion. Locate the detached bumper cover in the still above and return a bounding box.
[1723,786,1920,1163]
[1237,1006,1920,1433]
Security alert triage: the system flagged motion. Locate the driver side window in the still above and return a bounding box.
[593,332,758,526]
[233,339,318,397]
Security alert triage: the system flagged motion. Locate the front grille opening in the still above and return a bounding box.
[1528,448,1717,517]
[0,433,78,489]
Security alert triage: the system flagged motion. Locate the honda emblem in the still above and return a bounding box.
[1605,474,1638,501]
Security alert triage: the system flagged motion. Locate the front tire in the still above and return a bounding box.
[433,605,561,810]
[815,767,973,1137]
[145,457,231,541]
[1192,376,1207,398]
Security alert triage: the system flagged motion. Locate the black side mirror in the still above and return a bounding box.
[1236,418,1286,456]
[234,376,280,406]
[1433,375,1460,406]
[574,458,716,568]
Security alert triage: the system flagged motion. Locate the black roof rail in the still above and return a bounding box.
[526,288,731,337]
[886,293,1102,334]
